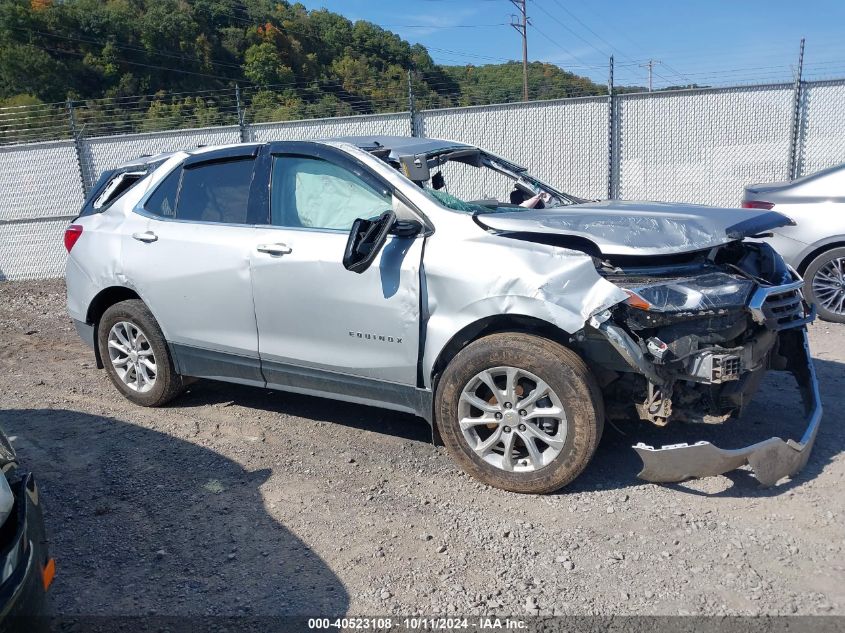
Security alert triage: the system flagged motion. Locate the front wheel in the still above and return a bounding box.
[804,247,845,323]
[435,333,604,494]
[97,299,184,407]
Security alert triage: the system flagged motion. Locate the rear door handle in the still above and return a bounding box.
[132,231,158,243]
[256,243,293,256]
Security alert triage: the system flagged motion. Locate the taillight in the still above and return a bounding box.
[741,200,774,210]
[64,224,83,252]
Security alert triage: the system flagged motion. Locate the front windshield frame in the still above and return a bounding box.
[383,147,587,215]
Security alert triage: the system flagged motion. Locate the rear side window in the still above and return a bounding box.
[143,159,255,224]
[144,167,182,218]
[176,159,254,224]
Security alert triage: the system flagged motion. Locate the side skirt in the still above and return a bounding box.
[262,358,433,422]
[170,343,433,422]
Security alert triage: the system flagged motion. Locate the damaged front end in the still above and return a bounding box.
[575,242,821,486]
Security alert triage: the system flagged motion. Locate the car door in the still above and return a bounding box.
[249,143,425,409]
[121,146,266,385]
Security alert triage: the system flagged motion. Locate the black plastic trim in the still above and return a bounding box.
[183,145,259,168]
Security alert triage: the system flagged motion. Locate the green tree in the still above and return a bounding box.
[243,42,295,87]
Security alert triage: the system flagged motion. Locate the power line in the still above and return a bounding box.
[27,44,247,84]
[528,0,611,59]
[548,0,630,60]
[379,23,508,29]
[11,27,244,72]
[529,24,593,68]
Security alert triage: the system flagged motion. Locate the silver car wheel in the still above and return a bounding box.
[812,257,845,316]
[457,366,567,473]
[107,321,157,393]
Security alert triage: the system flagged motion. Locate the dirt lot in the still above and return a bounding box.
[0,279,842,617]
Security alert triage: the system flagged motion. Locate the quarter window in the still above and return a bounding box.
[271,155,392,230]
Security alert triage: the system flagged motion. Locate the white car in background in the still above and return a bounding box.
[743,163,845,322]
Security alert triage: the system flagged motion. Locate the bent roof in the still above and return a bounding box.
[327,135,473,156]
[116,136,469,170]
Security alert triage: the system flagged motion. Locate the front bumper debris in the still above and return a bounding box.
[633,327,821,486]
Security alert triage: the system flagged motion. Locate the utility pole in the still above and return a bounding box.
[639,59,661,92]
[510,0,529,101]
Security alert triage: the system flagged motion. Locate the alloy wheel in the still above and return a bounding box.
[457,366,567,473]
[812,257,845,316]
[107,321,157,393]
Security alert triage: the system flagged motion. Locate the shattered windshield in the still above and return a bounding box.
[378,147,585,215]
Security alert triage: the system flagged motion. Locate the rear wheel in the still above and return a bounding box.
[435,332,604,494]
[97,299,184,407]
[804,247,845,323]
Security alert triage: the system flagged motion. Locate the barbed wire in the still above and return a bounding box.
[2,66,844,147]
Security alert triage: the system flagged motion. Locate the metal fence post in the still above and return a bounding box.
[67,99,92,198]
[607,56,616,200]
[787,38,805,180]
[408,69,421,137]
[235,84,249,143]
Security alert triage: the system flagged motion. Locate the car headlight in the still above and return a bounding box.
[623,272,754,313]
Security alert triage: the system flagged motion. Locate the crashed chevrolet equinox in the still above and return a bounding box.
[65,136,822,493]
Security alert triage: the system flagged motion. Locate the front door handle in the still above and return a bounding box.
[256,243,293,256]
[132,231,158,243]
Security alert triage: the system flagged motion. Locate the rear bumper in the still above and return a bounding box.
[634,327,821,486]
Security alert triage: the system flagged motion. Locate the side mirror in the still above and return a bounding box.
[343,211,396,274]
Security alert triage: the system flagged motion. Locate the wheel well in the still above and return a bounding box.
[798,241,845,275]
[86,286,141,325]
[86,287,142,368]
[429,314,572,395]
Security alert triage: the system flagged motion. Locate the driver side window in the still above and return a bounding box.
[270,155,392,230]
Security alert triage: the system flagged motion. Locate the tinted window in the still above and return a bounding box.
[176,159,255,224]
[144,167,182,218]
[271,155,391,230]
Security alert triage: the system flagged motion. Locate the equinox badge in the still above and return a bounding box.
[349,331,403,344]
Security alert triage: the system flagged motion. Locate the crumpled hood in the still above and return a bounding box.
[475,200,794,257]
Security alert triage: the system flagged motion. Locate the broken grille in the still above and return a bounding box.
[749,281,813,330]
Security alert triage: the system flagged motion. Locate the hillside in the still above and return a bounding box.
[0,0,609,128]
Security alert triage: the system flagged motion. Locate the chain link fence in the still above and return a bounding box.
[614,83,795,205]
[1,78,844,281]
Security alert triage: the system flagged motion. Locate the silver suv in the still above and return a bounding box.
[66,136,822,493]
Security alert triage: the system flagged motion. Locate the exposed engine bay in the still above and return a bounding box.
[578,241,810,428]
[573,241,820,486]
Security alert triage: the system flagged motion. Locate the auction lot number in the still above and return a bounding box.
[308,618,475,630]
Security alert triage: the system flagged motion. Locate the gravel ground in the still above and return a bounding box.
[0,279,842,618]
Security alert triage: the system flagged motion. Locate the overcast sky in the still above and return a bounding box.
[297,0,845,88]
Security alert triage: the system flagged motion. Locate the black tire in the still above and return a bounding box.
[435,332,604,494]
[803,247,845,323]
[97,299,184,407]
